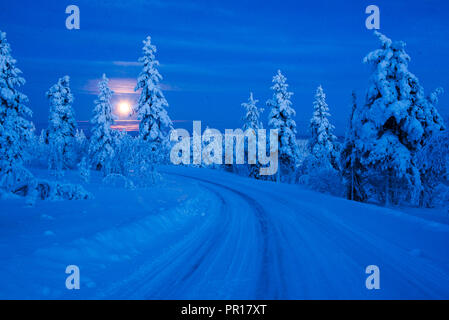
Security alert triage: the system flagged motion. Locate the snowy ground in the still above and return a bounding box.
[0,165,449,299]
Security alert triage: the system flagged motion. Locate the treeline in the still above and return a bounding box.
[0,30,448,208]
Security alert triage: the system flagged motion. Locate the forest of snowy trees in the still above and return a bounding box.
[0,29,448,209]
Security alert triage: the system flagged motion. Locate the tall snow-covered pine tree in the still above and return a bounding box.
[89,74,116,174]
[353,32,445,205]
[242,92,264,179]
[308,85,338,169]
[267,70,299,181]
[0,31,34,190]
[46,75,77,175]
[242,92,263,131]
[134,36,173,163]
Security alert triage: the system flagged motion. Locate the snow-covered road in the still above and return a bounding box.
[1,166,449,299]
[157,167,449,299]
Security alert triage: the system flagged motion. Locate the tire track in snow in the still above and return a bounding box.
[162,168,449,299]
[100,174,264,299]
[99,184,229,299]
[227,181,449,298]
[162,171,287,299]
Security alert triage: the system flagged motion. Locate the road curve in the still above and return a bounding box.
[152,166,449,299]
[1,166,449,299]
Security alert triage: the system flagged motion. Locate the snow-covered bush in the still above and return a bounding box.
[431,184,449,209]
[0,165,35,196]
[131,140,163,187]
[351,32,445,205]
[30,180,92,201]
[111,130,136,175]
[298,167,344,197]
[267,70,300,182]
[52,182,92,200]
[301,152,333,173]
[78,157,90,183]
[0,167,91,202]
[110,132,161,187]
[102,173,135,189]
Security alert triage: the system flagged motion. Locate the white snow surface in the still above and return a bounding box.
[0,166,448,299]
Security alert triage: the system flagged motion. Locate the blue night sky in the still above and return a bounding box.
[0,0,448,136]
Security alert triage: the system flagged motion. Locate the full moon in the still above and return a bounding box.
[118,101,131,116]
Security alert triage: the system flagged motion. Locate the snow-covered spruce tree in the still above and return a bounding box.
[267,70,299,182]
[298,86,343,196]
[89,74,116,175]
[0,31,35,191]
[46,76,77,176]
[243,92,263,131]
[340,92,367,201]
[307,85,338,170]
[134,36,173,168]
[353,32,445,205]
[242,92,264,178]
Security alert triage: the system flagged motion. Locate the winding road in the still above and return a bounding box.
[1,166,449,299]
[101,167,449,299]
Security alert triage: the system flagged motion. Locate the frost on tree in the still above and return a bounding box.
[134,36,173,164]
[78,156,90,183]
[242,92,263,131]
[46,75,77,175]
[0,31,34,191]
[340,92,367,202]
[89,74,116,175]
[37,129,49,161]
[242,92,264,179]
[75,128,87,162]
[416,129,449,207]
[111,130,135,175]
[353,32,445,205]
[308,85,338,170]
[267,70,299,181]
[298,85,341,195]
